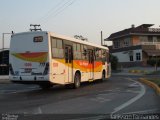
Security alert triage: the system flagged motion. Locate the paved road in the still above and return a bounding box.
[0,75,160,120]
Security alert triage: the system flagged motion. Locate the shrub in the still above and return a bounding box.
[147,59,160,66]
[110,54,118,70]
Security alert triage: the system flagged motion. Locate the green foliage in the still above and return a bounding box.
[149,78,160,87]
[110,54,118,70]
[147,58,160,66]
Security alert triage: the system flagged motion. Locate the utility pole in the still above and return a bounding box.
[101,31,103,46]
[30,24,42,31]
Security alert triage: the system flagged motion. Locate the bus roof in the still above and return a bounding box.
[12,31,109,50]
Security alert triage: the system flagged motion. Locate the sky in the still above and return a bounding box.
[0,0,160,48]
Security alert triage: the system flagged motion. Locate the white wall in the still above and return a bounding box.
[112,49,142,62]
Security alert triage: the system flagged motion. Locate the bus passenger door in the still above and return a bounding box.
[65,45,73,83]
[88,50,94,80]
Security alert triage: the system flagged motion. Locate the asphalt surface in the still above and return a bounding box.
[0,75,160,120]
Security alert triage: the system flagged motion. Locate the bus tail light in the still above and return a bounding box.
[43,62,49,75]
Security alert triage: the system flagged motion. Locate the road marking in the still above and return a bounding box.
[0,87,39,94]
[112,78,146,114]
[90,93,115,103]
[36,107,42,114]
[70,115,107,120]
[126,90,140,94]
[91,97,111,103]
[129,82,140,87]
[103,88,121,93]
[22,107,43,114]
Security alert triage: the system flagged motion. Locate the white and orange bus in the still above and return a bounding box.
[9,31,111,89]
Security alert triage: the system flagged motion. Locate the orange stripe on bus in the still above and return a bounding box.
[12,52,48,63]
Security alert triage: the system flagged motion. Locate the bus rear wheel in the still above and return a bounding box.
[74,72,81,89]
[102,71,106,81]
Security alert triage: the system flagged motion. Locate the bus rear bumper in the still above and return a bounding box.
[9,75,50,84]
[11,80,52,85]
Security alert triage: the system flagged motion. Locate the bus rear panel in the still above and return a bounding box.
[9,32,50,84]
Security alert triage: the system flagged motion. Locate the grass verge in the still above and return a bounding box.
[148,78,160,87]
[146,70,160,75]
[139,78,160,95]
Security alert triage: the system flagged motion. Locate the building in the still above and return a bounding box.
[106,24,160,67]
[0,49,9,75]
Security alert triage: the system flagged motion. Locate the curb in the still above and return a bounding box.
[0,80,11,84]
[139,78,160,96]
[0,76,10,84]
[128,70,147,74]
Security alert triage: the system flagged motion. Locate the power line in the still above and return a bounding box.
[40,0,77,24]
[38,0,66,22]
[41,0,75,23]
[51,0,76,19]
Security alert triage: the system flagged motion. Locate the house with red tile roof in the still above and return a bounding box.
[105,24,160,67]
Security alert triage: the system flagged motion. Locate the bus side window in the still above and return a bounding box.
[69,48,73,63]
[51,37,64,58]
[102,49,106,64]
[73,43,77,60]
[81,45,86,60]
[65,46,73,63]
[106,51,110,63]
[95,48,102,61]
[84,45,88,60]
[73,43,82,60]
[88,50,94,63]
[65,47,69,63]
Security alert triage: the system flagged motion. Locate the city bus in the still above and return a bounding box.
[9,31,111,89]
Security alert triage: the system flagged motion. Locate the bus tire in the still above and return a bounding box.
[102,70,106,81]
[39,83,53,90]
[74,72,81,89]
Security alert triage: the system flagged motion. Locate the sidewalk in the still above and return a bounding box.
[0,75,10,84]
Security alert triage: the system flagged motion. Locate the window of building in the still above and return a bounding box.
[140,36,148,43]
[130,55,134,61]
[114,41,120,48]
[51,38,64,58]
[148,36,153,42]
[124,38,130,47]
[136,53,141,61]
[157,36,160,42]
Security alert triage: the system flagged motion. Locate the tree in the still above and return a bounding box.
[110,54,118,70]
[74,35,88,41]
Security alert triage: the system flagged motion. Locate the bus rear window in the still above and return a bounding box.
[33,36,43,42]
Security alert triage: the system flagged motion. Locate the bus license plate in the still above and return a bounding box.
[24,68,32,73]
